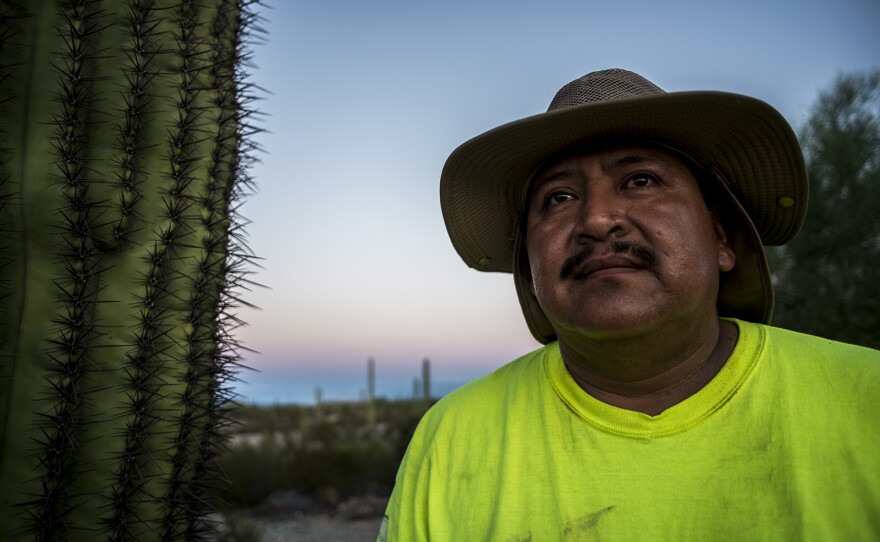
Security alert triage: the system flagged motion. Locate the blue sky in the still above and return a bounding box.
[233,0,879,403]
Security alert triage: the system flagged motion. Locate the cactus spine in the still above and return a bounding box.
[0,0,262,539]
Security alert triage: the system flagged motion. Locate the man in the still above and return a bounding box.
[379,69,880,540]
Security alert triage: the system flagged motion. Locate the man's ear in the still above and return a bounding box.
[712,212,736,273]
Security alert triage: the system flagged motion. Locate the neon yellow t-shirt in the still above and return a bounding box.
[381,320,880,541]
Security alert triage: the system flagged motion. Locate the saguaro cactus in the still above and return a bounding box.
[0,0,262,539]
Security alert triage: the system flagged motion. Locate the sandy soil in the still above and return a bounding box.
[220,493,387,541]
[257,514,381,542]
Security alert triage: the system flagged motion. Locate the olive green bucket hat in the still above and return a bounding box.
[440,68,808,344]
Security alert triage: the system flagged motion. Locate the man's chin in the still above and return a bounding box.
[551,303,671,341]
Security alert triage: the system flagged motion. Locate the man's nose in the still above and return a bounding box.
[574,185,626,242]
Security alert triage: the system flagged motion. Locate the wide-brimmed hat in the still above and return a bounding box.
[440,68,808,344]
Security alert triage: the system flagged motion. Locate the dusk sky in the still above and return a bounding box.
[233,0,879,403]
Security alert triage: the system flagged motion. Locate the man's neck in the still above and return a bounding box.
[558,318,739,416]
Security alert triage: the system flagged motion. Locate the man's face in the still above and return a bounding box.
[525,144,736,340]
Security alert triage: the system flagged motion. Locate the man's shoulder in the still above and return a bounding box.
[754,321,879,362]
[414,345,553,438]
[740,322,880,440]
[743,320,880,391]
[437,344,550,407]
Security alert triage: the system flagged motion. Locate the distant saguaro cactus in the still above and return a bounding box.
[0,0,262,539]
[422,357,430,402]
[367,357,376,427]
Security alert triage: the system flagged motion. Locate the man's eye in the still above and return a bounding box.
[545,191,574,206]
[625,173,657,189]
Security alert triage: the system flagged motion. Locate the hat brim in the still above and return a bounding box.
[440,91,808,342]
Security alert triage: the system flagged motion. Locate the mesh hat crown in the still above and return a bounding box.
[440,68,808,344]
[548,68,664,108]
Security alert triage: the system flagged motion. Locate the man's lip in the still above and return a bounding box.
[570,255,645,280]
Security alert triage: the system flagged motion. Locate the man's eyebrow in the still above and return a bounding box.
[527,167,574,202]
[534,170,573,186]
[610,153,662,169]
[534,153,662,186]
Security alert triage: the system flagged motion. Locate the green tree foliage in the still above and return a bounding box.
[768,70,880,348]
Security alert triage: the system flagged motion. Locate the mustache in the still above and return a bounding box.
[560,241,659,280]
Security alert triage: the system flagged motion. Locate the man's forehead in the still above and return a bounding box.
[530,144,688,188]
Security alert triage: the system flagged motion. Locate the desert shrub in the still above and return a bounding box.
[218,400,431,510]
[215,515,264,542]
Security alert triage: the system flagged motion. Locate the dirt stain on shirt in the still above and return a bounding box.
[563,505,616,540]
